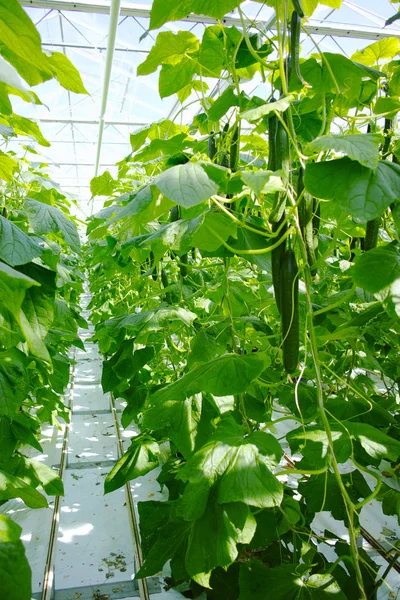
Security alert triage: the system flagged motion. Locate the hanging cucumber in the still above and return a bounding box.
[312,198,320,236]
[364,217,380,251]
[297,167,317,272]
[219,122,230,167]
[382,118,393,156]
[289,10,305,88]
[161,268,172,304]
[292,0,305,18]
[267,100,278,171]
[208,132,217,161]
[150,251,157,281]
[271,214,287,314]
[280,249,299,374]
[269,118,289,224]
[229,123,240,172]
[179,252,188,278]
[170,205,180,222]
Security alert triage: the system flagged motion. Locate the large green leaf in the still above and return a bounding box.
[0,469,47,508]
[351,243,400,293]
[208,87,241,121]
[287,425,351,468]
[304,158,400,221]
[130,119,183,152]
[0,149,17,181]
[240,94,294,122]
[96,305,197,353]
[192,212,237,251]
[104,434,160,493]
[0,349,28,417]
[143,393,202,458]
[136,506,190,578]
[25,198,80,253]
[345,421,400,461]
[45,51,88,94]
[0,261,38,315]
[90,170,117,198]
[19,263,56,339]
[159,58,197,98]
[154,162,219,207]
[0,0,87,95]
[239,562,346,600]
[138,30,199,76]
[149,0,242,30]
[151,353,268,401]
[178,425,283,511]
[301,52,382,97]
[374,96,400,118]
[110,185,173,227]
[241,170,281,196]
[351,38,400,67]
[133,133,191,163]
[199,26,225,77]
[306,133,382,169]
[0,515,31,600]
[0,216,42,266]
[0,262,51,362]
[9,115,49,146]
[186,501,256,587]
[140,215,204,254]
[0,0,49,75]
[135,499,256,587]
[24,458,64,496]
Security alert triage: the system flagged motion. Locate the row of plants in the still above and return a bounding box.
[86,1,400,599]
[0,2,88,599]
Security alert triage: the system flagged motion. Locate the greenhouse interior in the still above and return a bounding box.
[1,1,400,599]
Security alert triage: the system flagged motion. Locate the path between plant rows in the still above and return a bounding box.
[3,289,184,600]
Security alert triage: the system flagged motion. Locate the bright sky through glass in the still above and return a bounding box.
[7,0,400,215]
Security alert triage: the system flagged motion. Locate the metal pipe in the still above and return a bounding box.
[93,0,121,184]
[41,351,77,600]
[41,41,149,53]
[20,1,400,40]
[110,392,150,600]
[33,117,150,125]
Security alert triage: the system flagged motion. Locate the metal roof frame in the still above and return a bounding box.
[93,0,121,184]
[20,0,400,40]
[15,0,400,200]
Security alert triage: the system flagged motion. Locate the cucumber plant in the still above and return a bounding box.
[85,1,400,599]
[0,2,88,598]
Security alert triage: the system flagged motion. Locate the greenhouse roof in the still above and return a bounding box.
[12,0,400,216]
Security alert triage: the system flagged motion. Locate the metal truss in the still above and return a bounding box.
[32,116,150,126]
[16,0,400,201]
[20,0,400,40]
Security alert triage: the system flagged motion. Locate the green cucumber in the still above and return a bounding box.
[280,249,299,374]
[150,251,157,281]
[269,119,289,224]
[271,213,287,314]
[161,268,172,304]
[179,252,188,277]
[289,10,304,87]
[208,133,217,160]
[383,118,393,156]
[170,205,180,222]
[268,101,278,171]
[365,217,380,251]
[275,117,290,176]
[297,167,317,271]
[292,0,305,18]
[229,123,240,172]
